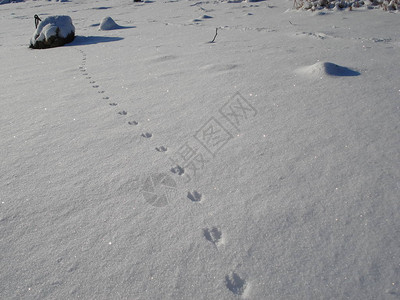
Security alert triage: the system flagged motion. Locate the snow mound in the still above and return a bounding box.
[99,17,121,30]
[296,61,360,77]
[30,15,75,49]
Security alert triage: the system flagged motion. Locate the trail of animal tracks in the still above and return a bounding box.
[1,0,399,299]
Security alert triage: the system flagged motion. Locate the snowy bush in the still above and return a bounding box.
[0,0,24,4]
[30,15,75,49]
[293,0,399,10]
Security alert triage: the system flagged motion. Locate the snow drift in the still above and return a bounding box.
[99,17,121,30]
[296,61,361,77]
[30,15,75,49]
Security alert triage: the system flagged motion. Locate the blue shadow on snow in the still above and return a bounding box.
[324,62,361,77]
[66,35,124,46]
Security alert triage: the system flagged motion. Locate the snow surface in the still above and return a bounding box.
[1,0,399,299]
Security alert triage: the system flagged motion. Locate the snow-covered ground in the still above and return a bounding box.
[1,0,399,299]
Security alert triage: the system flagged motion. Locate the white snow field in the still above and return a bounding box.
[1,0,399,299]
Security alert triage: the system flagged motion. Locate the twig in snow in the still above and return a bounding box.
[210,28,218,43]
[34,14,41,28]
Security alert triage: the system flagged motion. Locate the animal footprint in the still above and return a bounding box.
[187,190,202,202]
[156,146,167,152]
[103,96,109,100]
[203,227,222,246]
[82,73,88,75]
[90,81,96,84]
[225,272,247,296]
[171,165,184,175]
[92,85,99,88]
[118,110,127,115]
[86,76,91,79]
[141,132,152,138]
[98,91,105,94]
[109,103,118,106]
[128,121,138,125]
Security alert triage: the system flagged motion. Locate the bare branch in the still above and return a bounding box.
[210,28,218,43]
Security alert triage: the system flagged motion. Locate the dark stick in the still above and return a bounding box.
[210,28,218,43]
[34,14,41,29]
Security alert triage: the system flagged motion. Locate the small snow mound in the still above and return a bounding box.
[99,17,121,30]
[30,15,75,49]
[296,62,360,77]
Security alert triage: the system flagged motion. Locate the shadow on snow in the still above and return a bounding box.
[66,35,124,46]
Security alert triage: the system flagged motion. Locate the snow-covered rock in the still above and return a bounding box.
[30,15,75,49]
[99,17,121,30]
